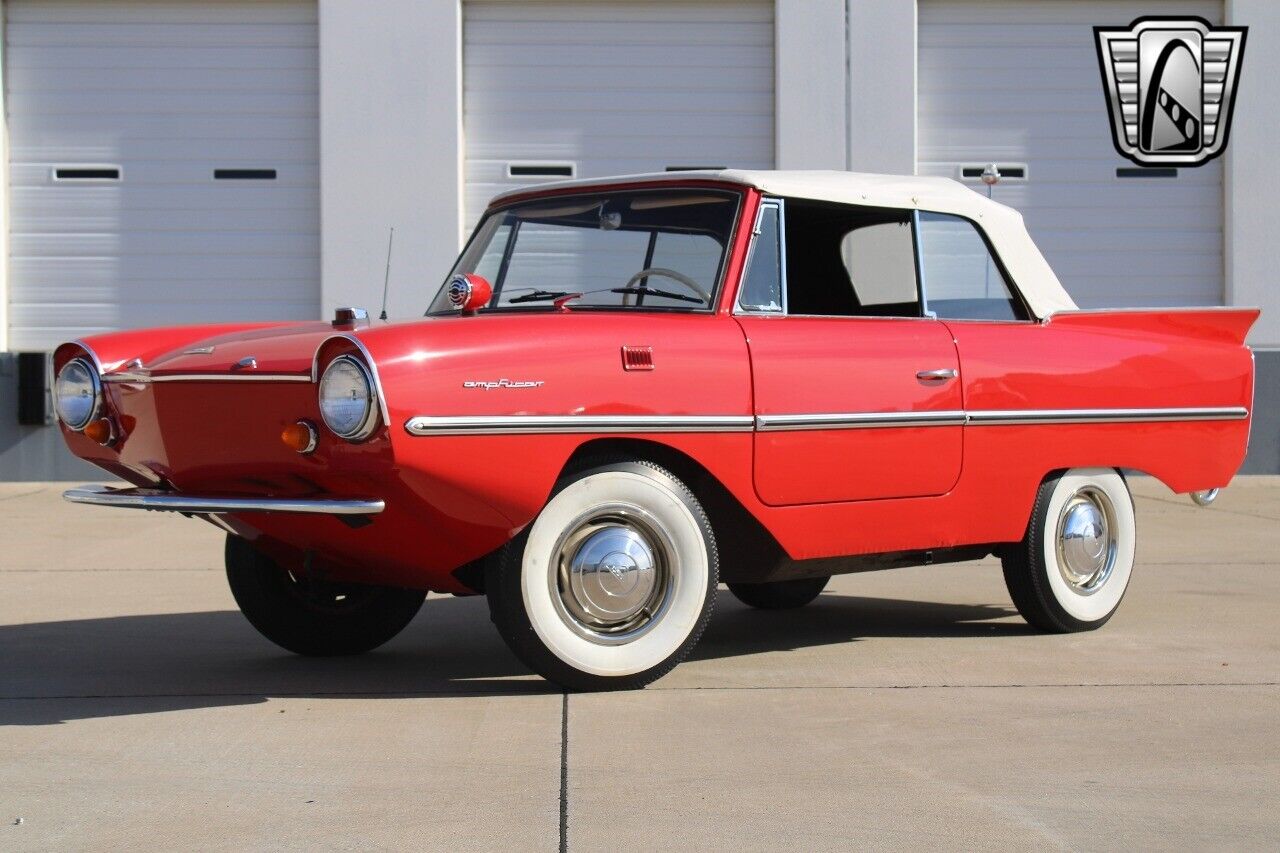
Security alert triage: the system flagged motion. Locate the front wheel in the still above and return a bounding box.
[225,535,426,656]
[486,460,718,691]
[1001,468,1137,633]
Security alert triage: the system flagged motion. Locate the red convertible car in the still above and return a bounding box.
[56,170,1257,690]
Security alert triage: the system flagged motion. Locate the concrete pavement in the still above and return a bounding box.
[2,477,1278,850]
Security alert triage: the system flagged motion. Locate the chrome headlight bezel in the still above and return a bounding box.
[318,354,379,441]
[54,357,102,432]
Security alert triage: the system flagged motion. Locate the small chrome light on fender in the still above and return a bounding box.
[281,420,318,454]
[332,306,368,327]
[447,273,493,313]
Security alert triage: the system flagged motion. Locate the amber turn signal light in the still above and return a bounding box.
[83,418,115,446]
[281,421,318,454]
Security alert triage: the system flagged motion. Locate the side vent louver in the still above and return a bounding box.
[621,346,654,371]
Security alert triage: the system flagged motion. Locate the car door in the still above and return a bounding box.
[736,198,964,506]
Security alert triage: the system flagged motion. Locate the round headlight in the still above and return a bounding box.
[318,355,378,440]
[54,358,101,431]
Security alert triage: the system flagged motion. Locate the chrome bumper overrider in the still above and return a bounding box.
[63,485,384,516]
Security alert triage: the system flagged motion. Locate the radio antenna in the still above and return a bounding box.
[379,226,395,321]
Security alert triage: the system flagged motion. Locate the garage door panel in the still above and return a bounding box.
[1050,251,1221,280]
[11,187,319,216]
[15,280,317,311]
[8,45,317,71]
[11,230,319,259]
[921,0,1219,25]
[6,0,320,352]
[12,22,316,48]
[919,46,1102,71]
[466,89,771,114]
[7,67,319,94]
[13,90,318,117]
[11,114,315,142]
[468,42,771,67]
[466,119,775,148]
[12,254,319,283]
[9,165,316,187]
[9,141,317,165]
[1013,227,1221,254]
[919,0,1223,309]
[468,0,772,24]
[998,207,1214,232]
[468,64,771,94]
[10,300,317,338]
[10,210,318,236]
[7,0,317,23]
[918,165,1222,194]
[464,0,774,228]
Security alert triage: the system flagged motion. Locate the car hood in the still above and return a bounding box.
[116,321,347,379]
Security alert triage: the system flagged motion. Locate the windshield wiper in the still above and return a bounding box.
[507,289,572,304]
[609,286,704,304]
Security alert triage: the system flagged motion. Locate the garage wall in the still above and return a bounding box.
[318,0,462,321]
[462,0,776,228]
[5,0,321,352]
[918,0,1224,310]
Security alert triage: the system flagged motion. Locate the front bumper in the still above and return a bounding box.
[63,484,385,516]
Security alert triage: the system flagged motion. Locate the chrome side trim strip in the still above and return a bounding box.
[756,411,968,431]
[404,414,756,436]
[102,372,311,384]
[63,485,384,516]
[966,406,1248,425]
[405,407,1247,436]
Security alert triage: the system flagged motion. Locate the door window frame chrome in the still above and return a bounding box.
[733,197,787,315]
[911,209,1034,323]
[911,209,937,319]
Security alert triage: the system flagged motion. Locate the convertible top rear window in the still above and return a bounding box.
[429,188,741,314]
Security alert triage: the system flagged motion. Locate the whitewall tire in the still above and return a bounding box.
[1002,468,1137,632]
[486,460,718,691]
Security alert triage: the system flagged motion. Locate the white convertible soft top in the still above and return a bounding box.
[491,169,1078,319]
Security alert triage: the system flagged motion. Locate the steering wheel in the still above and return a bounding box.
[622,267,710,302]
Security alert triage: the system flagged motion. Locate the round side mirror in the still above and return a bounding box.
[447,273,493,314]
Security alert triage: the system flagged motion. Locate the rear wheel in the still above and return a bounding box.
[1001,468,1136,633]
[728,576,829,610]
[225,535,426,656]
[486,460,718,691]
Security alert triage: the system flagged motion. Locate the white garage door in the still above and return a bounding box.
[463,0,775,227]
[6,0,319,352]
[919,1,1223,309]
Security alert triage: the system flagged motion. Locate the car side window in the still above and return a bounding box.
[737,202,783,312]
[841,219,919,313]
[782,199,921,317]
[916,212,1027,321]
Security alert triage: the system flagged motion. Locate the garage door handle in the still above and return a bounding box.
[916,368,957,381]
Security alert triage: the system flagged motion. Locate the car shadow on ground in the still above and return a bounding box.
[1,592,1025,726]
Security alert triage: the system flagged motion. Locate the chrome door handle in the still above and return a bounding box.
[916,368,957,381]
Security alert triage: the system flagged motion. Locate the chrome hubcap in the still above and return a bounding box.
[552,506,673,644]
[1055,487,1118,595]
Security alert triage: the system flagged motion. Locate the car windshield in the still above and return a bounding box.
[428,187,741,313]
